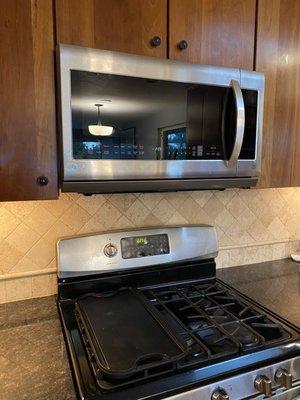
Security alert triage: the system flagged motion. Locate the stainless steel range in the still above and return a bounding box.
[56,226,300,399]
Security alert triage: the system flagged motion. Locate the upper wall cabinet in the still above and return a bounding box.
[168,0,256,69]
[55,0,167,58]
[256,0,300,187]
[0,0,58,201]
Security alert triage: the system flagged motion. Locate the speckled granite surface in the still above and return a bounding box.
[0,296,76,400]
[217,258,300,327]
[0,259,299,400]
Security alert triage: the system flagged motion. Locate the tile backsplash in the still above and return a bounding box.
[0,187,299,303]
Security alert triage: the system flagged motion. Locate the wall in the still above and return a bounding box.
[0,187,299,303]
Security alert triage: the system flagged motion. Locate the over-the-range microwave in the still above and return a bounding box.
[57,44,264,194]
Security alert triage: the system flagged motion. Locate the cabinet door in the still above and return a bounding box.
[0,0,58,201]
[256,0,300,187]
[169,0,256,70]
[55,0,167,58]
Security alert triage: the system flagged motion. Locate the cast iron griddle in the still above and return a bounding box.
[75,288,186,379]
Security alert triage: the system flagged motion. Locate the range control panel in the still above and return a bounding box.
[120,234,170,259]
[57,226,218,278]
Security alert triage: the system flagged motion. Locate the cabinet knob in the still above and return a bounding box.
[150,36,162,47]
[37,176,49,186]
[178,40,188,50]
[254,375,272,397]
[275,368,293,389]
[211,388,229,400]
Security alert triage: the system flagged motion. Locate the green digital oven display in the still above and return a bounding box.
[121,234,169,259]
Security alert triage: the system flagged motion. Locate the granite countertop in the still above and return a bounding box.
[0,296,76,400]
[0,258,299,400]
[217,258,300,327]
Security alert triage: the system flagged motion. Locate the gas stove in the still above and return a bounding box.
[56,226,300,400]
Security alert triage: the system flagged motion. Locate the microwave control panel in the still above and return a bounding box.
[188,144,221,159]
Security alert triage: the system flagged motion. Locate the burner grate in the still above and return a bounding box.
[75,280,292,391]
[140,281,291,359]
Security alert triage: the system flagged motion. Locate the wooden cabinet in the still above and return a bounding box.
[168,0,256,69]
[256,0,300,187]
[55,0,167,58]
[0,0,58,201]
[1,0,298,202]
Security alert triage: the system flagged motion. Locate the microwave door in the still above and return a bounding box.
[186,81,243,178]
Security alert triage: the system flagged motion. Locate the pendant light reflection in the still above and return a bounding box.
[88,104,113,136]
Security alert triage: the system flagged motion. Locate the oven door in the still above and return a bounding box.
[58,45,263,185]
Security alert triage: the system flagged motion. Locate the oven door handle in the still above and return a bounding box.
[225,79,245,167]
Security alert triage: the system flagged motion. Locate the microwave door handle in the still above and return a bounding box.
[225,80,245,167]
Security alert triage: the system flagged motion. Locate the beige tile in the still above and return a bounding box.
[60,203,90,232]
[237,188,258,205]
[203,195,223,220]
[214,189,236,206]
[248,218,273,242]
[258,188,277,205]
[125,199,151,226]
[190,190,213,207]
[228,248,246,267]
[109,194,137,213]
[272,243,289,260]
[268,217,290,240]
[218,231,234,247]
[3,200,38,219]
[278,187,297,203]
[238,207,256,230]
[93,201,122,229]
[113,215,134,229]
[152,199,176,224]
[43,220,74,248]
[215,209,236,231]
[166,211,188,226]
[76,194,106,215]
[26,238,55,269]
[0,208,21,240]
[138,193,163,210]
[31,274,57,298]
[78,218,104,234]
[6,277,32,302]
[268,193,286,214]
[23,205,56,235]
[42,195,73,218]
[0,280,6,304]
[0,242,23,273]
[163,192,189,211]
[247,195,269,217]
[10,256,40,274]
[226,194,246,218]
[177,198,210,224]
[137,213,162,228]
[5,223,40,254]
[226,222,253,245]
[216,249,230,268]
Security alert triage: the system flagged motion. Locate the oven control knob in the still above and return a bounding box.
[211,388,229,400]
[254,375,272,397]
[275,368,293,389]
[103,243,118,258]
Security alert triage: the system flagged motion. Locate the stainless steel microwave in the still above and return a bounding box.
[57,44,264,194]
